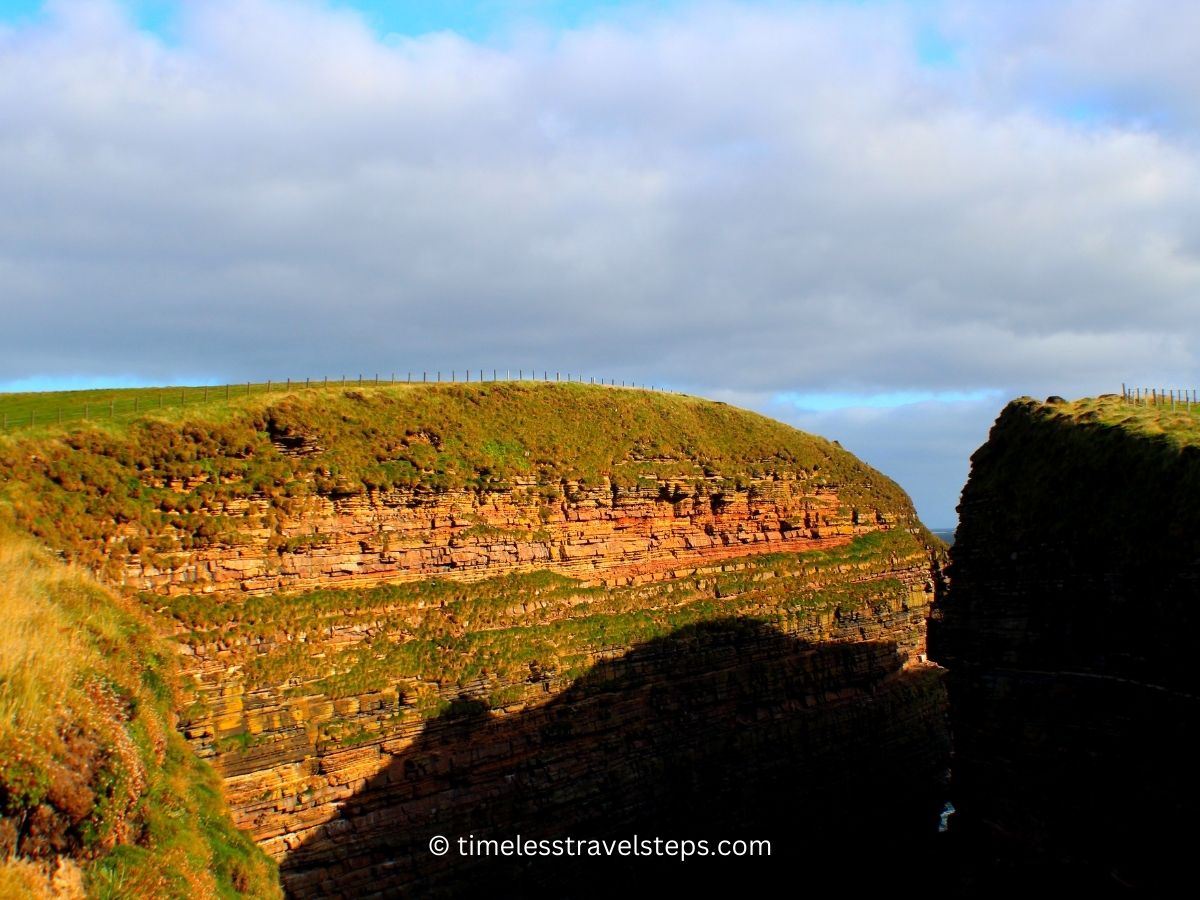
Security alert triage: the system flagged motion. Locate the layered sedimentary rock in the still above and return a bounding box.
[283,622,949,898]
[119,474,867,595]
[168,520,946,893]
[0,384,951,896]
[931,396,1200,891]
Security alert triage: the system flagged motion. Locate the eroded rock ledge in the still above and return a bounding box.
[120,475,871,595]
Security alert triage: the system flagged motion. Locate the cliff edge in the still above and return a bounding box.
[1,382,948,896]
[931,395,1200,890]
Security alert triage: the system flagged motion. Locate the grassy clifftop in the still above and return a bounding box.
[0,383,918,575]
[956,394,1200,557]
[0,382,935,897]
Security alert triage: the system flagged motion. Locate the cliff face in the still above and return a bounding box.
[119,474,865,596]
[0,384,949,896]
[931,396,1200,890]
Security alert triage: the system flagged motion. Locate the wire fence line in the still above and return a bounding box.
[1120,384,1198,410]
[0,371,675,432]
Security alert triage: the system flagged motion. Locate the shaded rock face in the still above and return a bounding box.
[930,400,1200,891]
[179,532,944,892]
[281,620,950,899]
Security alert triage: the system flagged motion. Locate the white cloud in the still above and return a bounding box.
[1,0,1198,523]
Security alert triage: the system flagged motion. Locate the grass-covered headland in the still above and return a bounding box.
[0,382,916,577]
[0,381,933,896]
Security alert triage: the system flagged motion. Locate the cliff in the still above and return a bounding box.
[1,383,948,896]
[931,395,1200,891]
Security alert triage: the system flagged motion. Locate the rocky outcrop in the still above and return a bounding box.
[931,396,1200,891]
[282,621,950,898]
[118,475,869,595]
[0,385,950,896]
[173,522,943,893]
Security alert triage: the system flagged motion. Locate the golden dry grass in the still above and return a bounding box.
[0,523,280,899]
[0,857,85,899]
[0,536,95,747]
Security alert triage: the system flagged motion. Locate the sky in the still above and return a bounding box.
[1,1,1198,527]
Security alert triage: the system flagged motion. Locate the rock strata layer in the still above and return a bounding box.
[0,385,950,896]
[119,476,865,595]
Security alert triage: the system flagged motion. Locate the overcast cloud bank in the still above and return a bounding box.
[2,0,1197,524]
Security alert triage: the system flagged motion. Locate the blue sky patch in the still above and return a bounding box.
[775,388,1002,412]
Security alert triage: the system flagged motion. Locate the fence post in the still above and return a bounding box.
[110,400,114,417]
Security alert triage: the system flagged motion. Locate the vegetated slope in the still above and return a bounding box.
[0,523,280,899]
[931,395,1200,891]
[0,383,946,896]
[0,383,918,579]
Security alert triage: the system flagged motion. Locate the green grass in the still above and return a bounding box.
[0,382,918,575]
[0,523,280,898]
[0,378,429,433]
[1041,394,1200,447]
[956,394,1200,565]
[0,377,655,434]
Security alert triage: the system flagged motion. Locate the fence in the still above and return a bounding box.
[1120,384,1198,410]
[0,371,674,432]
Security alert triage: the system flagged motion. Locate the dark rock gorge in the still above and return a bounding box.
[931,397,1200,892]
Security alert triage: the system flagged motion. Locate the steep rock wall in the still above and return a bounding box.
[930,396,1200,891]
[0,385,949,896]
[174,525,943,893]
[120,475,866,596]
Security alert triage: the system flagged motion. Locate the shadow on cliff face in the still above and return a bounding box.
[931,400,1200,892]
[283,619,950,899]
